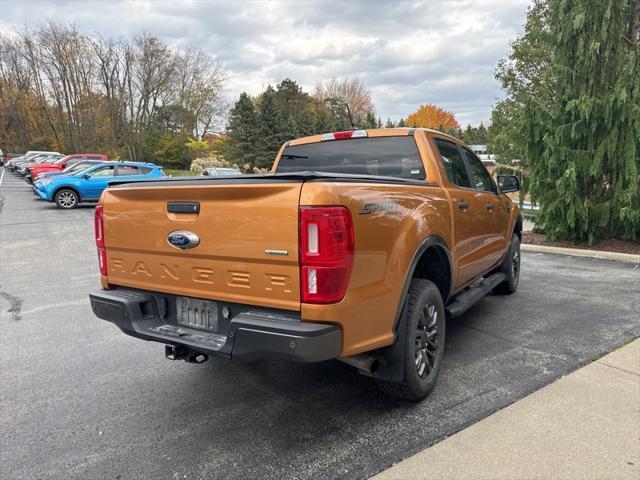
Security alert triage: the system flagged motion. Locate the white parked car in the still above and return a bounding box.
[201,167,241,176]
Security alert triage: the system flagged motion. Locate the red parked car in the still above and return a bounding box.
[26,153,108,184]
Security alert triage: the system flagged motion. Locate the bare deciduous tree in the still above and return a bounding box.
[313,78,375,121]
[0,24,226,162]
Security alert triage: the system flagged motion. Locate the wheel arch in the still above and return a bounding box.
[374,234,454,382]
[514,214,523,239]
[412,243,453,305]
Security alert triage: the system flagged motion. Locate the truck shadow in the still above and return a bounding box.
[145,314,477,461]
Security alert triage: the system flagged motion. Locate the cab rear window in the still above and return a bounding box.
[276,136,425,179]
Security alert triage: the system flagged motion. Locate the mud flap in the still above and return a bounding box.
[371,302,408,382]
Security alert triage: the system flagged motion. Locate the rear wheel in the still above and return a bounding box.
[55,189,79,209]
[494,235,521,294]
[377,279,446,401]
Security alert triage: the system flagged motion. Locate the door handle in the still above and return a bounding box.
[458,201,469,210]
[485,203,495,210]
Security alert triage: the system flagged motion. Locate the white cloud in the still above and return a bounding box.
[0,0,531,125]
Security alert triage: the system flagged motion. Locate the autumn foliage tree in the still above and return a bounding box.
[405,104,460,132]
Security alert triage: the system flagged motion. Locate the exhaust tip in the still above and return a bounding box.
[338,354,379,375]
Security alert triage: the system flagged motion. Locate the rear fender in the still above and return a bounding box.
[373,235,453,382]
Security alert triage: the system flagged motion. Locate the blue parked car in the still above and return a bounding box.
[34,161,164,209]
[32,160,104,185]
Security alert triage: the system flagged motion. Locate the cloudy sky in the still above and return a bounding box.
[0,0,531,126]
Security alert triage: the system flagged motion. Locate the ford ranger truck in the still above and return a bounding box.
[89,128,522,401]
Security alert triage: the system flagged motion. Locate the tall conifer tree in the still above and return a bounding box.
[524,0,639,242]
[224,93,259,168]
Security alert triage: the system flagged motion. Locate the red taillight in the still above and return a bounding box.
[333,131,353,140]
[94,205,107,276]
[299,206,354,304]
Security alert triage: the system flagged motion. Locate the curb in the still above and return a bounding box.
[521,243,640,264]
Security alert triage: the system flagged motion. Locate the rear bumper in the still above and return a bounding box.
[89,287,341,363]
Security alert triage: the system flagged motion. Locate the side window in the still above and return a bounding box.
[116,165,140,176]
[88,166,115,177]
[433,139,471,188]
[462,149,494,192]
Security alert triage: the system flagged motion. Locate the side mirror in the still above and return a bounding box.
[498,175,520,193]
[83,173,91,179]
[202,170,210,176]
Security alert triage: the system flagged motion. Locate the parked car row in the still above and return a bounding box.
[4,150,63,174]
[3,151,165,209]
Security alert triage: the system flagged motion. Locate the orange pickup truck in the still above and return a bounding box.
[89,128,522,400]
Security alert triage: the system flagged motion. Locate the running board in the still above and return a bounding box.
[446,272,505,318]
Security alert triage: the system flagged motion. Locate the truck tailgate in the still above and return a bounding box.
[101,181,301,310]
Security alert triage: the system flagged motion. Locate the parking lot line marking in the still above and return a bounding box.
[0,168,5,188]
[20,299,88,316]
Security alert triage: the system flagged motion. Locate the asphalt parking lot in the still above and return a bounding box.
[1,167,639,480]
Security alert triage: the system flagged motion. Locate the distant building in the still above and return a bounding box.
[202,132,227,146]
[468,144,496,166]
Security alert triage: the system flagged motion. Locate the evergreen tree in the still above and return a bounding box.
[490,0,553,164]
[363,111,377,129]
[314,106,335,134]
[477,123,488,143]
[463,124,474,143]
[284,115,299,142]
[488,98,524,163]
[297,108,317,136]
[461,123,489,144]
[377,116,383,128]
[445,128,459,138]
[223,79,382,168]
[274,78,311,121]
[523,0,639,242]
[223,92,259,168]
[257,86,287,168]
[385,118,395,128]
[397,118,407,127]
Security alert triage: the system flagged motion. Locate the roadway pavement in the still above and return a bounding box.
[1,166,639,480]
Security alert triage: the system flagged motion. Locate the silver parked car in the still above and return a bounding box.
[201,167,242,176]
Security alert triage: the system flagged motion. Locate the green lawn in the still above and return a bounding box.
[163,168,192,177]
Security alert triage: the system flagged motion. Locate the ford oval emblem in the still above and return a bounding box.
[167,231,200,250]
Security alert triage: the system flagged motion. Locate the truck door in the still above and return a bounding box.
[459,147,508,270]
[432,138,489,288]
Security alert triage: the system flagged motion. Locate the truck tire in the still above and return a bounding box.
[377,279,446,401]
[494,235,521,294]
[55,189,79,209]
